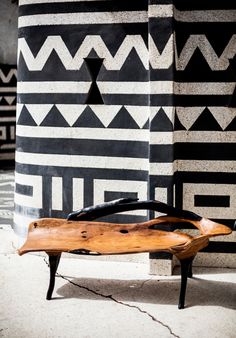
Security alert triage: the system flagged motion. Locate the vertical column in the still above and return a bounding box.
[148,0,175,275]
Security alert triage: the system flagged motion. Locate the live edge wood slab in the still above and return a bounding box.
[18,199,232,309]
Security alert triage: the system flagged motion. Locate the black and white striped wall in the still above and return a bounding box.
[15,0,236,272]
[0,65,17,168]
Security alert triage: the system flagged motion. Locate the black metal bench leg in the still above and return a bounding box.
[46,253,61,300]
[188,260,193,278]
[178,256,194,309]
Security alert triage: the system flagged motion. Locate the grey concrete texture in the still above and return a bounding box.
[0,0,18,64]
[1,225,236,338]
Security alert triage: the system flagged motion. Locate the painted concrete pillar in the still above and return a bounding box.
[15,0,236,271]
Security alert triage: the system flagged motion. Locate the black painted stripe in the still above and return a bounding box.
[19,1,148,16]
[194,195,230,207]
[17,93,150,106]
[16,137,149,158]
[17,67,149,83]
[174,143,236,160]
[175,0,236,10]
[18,23,148,42]
[174,172,236,184]
[201,241,236,253]
[150,145,174,163]
[105,191,138,202]
[173,95,232,106]
[15,183,33,196]
[15,163,149,181]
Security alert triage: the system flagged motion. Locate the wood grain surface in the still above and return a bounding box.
[18,216,232,260]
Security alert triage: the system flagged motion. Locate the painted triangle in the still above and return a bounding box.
[86,48,101,59]
[0,97,9,106]
[108,106,140,129]
[90,105,121,127]
[142,119,149,129]
[72,106,104,128]
[189,108,222,131]
[125,106,149,128]
[117,48,148,80]
[174,114,186,130]
[175,107,204,130]
[4,96,15,105]
[40,105,69,127]
[26,104,53,125]
[162,107,174,123]
[210,107,236,130]
[225,116,236,130]
[150,108,173,131]
[56,104,85,126]
[17,105,37,126]
[16,104,24,123]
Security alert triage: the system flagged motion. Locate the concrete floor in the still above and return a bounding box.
[1,224,236,338]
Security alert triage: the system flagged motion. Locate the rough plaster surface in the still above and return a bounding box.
[0,0,18,64]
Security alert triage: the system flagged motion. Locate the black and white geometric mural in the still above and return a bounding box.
[0,64,17,168]
[15,0,236,260]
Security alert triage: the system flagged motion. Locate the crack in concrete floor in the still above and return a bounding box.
[43,258,180,338]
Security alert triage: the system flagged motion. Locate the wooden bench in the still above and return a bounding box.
[18,199,232,309]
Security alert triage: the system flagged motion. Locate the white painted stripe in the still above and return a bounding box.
[0,117,16,122]
[16,125,150,142]
[150,160,236,175]
[0,106,16,111]
[18,11,148,28]
[17,81,91,94]
[175,9,236,22]
[154,186,168,217]
[150,132,173,145]
[72,178,84,211]
[174,82,235,95]
[177,160,236,173]
[97,81,150,94]
[17,81,233,95]
[148,4,173,17]
[0,153,15,160]
[51,177,63,210]
[15,128,236,145]
[149,163,174,176]
[1,144,15,150]
[174,131,236,143]
[15,152,149,171]
[148,5,236,22]
[0,87,16,92]
[20,0,96,4]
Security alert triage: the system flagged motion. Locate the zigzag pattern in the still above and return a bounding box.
[175,34,236,71]
[176,107,236,130]
[18,34,236,71]
[17,104,152,129]
[17,104,236,131]
[0,96,16,106]
[0,68,17,83]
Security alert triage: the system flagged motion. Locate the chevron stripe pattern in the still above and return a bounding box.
[0,64,17,167]
[15,0,236,262]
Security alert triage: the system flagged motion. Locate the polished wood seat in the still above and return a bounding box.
[18,199,232,309]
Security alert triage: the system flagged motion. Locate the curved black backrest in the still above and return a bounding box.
[67,199,202,222]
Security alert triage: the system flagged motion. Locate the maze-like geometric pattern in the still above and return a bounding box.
[0,65,17,168]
